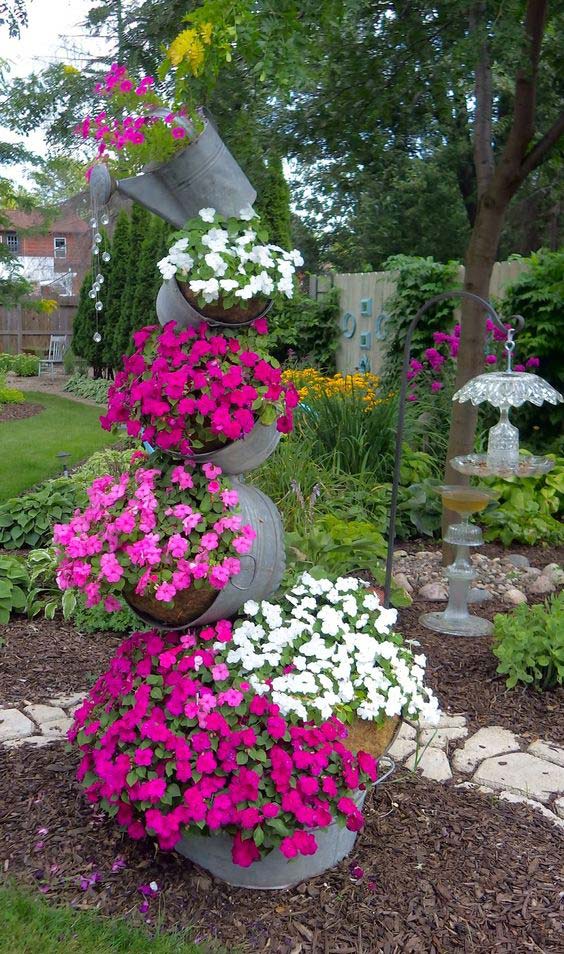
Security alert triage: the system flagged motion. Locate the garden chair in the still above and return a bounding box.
[38,335,68,377]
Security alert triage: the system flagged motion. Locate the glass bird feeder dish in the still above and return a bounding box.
[420,486,499,637]
[450,335,563,478]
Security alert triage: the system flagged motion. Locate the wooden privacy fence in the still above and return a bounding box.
[0,299,77,355]
[309,260,528,375]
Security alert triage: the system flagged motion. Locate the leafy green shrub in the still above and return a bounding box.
[71,593,139,634]
[398,478,443,537]
[0,555,29,626]
[0,353,39,376]
[481,456,564,546]
[72,447,134,489]
[0,373,25,405]
[268,288,341,370]
[25,547,76,620]
[64,374,111,405]
[0,479,85,550]
[493,593,564,690]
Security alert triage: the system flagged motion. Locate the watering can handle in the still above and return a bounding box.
[231,554,257,590]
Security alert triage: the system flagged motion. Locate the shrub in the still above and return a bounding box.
[0,555,29,626]
[0,479,85,550]
[0,373,25,406]
[268,289,341,370]
[492,592,564,690]
[64,374,111,405]
[72,448,136,489]
[0,353,39,376]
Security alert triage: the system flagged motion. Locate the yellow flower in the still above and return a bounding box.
[168,28,206,74]
[62,65,80,75]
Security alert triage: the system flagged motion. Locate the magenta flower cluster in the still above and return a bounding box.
[71,625,377,867]
[100,321,299,455]
[77,64,190,176]
[407,319,541,401]
[54,454,254,610]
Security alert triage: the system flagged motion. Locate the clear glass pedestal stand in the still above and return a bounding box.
[420,517,493,637]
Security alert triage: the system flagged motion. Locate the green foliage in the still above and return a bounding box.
[103,209,131,368]
[25,547,76,620]
[294,389,398,483]
[268,289,340,370]
[71,593,139,634]
[398,479,443,538]
[258,152,292,249]
[0,373,24,405]
[64,374,110,405]
[380,256,460,381]
[72,447,134,489]
[111,205,152,362]
[481,457,564,546]
[0,353,39,375]
[0,554,28,626]
[0,883,205,954]
[72,230,111,376]
[492,593,564,690]
[0,479,85,550]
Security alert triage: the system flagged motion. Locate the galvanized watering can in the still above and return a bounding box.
[89,109,256,228]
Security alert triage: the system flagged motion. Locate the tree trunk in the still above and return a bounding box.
[441,193,507,542]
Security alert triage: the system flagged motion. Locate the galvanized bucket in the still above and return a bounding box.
[176,758,395,889]
[156,277,272,331]
[190,420,281,475]
[125,481,285,631]
[90,110,256,228]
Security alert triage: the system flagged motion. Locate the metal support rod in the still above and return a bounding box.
[382,290,524,608]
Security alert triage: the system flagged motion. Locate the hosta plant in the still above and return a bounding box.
[54,454,255,612]
[157,207,304,309]
[492,592,564,690]
[100,321,299,455]
[71,624,379,866]
[225,573,439,724]
[0,555,29,626]
[0,479,84,550]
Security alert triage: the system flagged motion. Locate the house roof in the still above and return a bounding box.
[1,196,90,234]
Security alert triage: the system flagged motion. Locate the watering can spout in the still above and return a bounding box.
[88,114,256,229]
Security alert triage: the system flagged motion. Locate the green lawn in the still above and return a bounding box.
[0,392,118,502]
[0,885,205,954]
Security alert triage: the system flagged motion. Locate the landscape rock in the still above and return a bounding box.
[505,553,530,568]
[3,735,52,749]
[0,708,35,743]
[40,717,74,738]
[527,574,556,595]
[522,567,542,580]
[50,692,86,710]
[388,735,417,762]
[468,587,492,604]
[452,726,521,774]
[418,582,448,601]
[393,549,408,559]
[554,797,564,820]
[420,725,468,748]
[496,791,564,831]
[392,573,414,595]
[23,704,67,725]
[542,563,564,586]
[473,752,564,803]
[527,740,564,768]
[406,747,452,782]
[503,587,528,606]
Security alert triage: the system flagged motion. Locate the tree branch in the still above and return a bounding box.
[520,110,564,179]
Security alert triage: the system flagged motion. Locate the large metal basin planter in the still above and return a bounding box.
[124,483,285,630]
[157,277,272,331]
[90,111,256,227]
[190,420,281,475]
[177,759,394,889]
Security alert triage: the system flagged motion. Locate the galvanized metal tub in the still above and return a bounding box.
[124,482,285,630]
[157,277,272,331]
[176,758,395,889]
[190,420,281,475]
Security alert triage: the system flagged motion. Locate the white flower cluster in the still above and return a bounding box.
[157,207,304,303]
[221,573,440,725]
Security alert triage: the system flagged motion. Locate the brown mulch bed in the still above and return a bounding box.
[0,617,121,707]
[1,743,562,954]
[0,401,44,424]
[398,598,564,743]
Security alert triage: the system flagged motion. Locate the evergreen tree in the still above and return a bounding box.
[129,215,170,335]
[72,230,111,377]
[257,153,292,250]
[103,209,131,369]
[113,204,150,362]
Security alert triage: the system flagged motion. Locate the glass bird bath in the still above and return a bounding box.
[420,486,498,637]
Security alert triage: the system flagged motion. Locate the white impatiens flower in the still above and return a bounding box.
[234,284,254,300]
[157,256,177,280]
[199,207,216,222]
[201,228,230,252]
[169,251,194,271]
[204,251,228,276]
[221,570,440,728]
[220,278,239,292]
[239,204,258,220]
